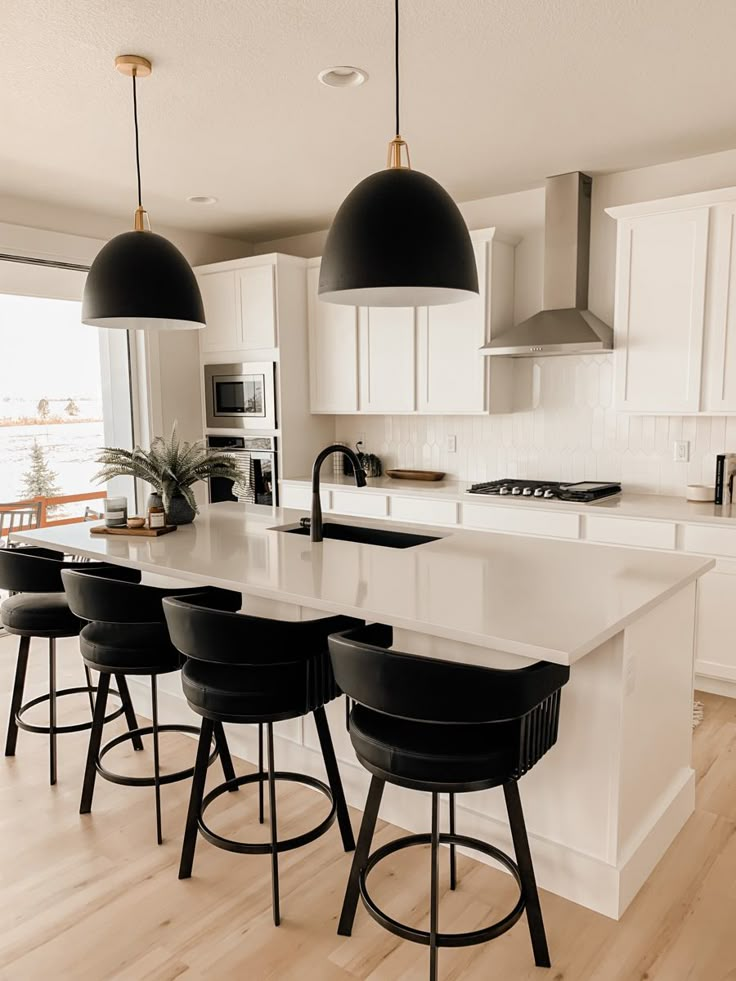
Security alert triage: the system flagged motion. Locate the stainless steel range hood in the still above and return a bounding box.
[481,172,613,357]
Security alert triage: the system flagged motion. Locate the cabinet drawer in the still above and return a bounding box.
[329,490,389,518]
[281,483,319,511]
[683,524,736,558]
[390,496,458,526]
[585,515,676,550]
[462,503,579,539]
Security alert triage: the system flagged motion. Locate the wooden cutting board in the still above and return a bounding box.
[385,469,446,481]
[90,524,177,538]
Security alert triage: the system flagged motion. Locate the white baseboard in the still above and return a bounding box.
[695,674,736,699]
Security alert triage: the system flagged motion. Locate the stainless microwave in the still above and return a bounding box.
[204,362,276,431]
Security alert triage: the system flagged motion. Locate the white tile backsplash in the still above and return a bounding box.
[335,355,731,496]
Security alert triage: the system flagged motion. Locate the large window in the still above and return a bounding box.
[0,259,134,528]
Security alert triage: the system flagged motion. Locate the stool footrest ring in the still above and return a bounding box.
[16,686,125,736]
[97,724,217,787]
[359,832,526,949]
[198,771,336,855]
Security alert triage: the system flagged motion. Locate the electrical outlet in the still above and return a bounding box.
[673,440,690,463]
[446,435,457,453]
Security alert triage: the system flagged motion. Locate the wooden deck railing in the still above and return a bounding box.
[0,491,107,537]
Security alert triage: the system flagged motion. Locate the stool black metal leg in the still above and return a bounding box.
[114,674,144,751]
[84,664,96,716]
[449,792,457,890]
[214,722,238,790]
[338,774,385,937]
[5,635,30,756]
[503,780,550,968]
[48,638,57,786]
[80,672,110,814]
[345,695,351,731]
[151,675,163,845]
[313,705,355,852]
[257,722,264,824]
[429,792,440,981]
[179,717,214,880]
[266,722,280,926]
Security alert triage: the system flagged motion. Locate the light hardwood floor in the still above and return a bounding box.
[1,633,735,981]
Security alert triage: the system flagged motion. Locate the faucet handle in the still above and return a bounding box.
[299,517,311,529]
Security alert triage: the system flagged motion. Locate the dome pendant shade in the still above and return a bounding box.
[82,230,205,330]
[318,168,479,306]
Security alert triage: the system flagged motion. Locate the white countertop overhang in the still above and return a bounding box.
[12,503,713,666]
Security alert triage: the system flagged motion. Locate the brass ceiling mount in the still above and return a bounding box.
[114,54,152,78]
[387,135,411,170]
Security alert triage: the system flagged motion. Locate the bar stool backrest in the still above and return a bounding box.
[0,546,91,594]
[329,625,571,777]
[62,566,201,625]
[163,593,358,667]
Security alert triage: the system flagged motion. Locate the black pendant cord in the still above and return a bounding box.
[394,0,400,137]
[132,73,143,209]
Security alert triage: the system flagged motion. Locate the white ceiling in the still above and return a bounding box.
[3,0,736,243]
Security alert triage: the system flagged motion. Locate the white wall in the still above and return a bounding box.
[258,147,736,495]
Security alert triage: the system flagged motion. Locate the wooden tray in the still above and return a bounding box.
[385,469,446,482]
[90,524,177,538]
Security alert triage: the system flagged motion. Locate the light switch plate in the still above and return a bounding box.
[673,440,690,463]
[446,435,457,453]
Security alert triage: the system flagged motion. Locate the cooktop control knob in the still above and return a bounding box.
[522,487,533,496]
[499,486,510,495]
[543,488,555,498]
[511,486,522,495]
[534,488,544,497]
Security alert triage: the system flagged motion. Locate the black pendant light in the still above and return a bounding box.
[319,0,478,307]
[82,55,205,331]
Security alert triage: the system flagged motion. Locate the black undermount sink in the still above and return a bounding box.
[274,521,441,549]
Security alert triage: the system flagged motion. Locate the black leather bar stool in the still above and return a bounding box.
[61,566,240,845]
[328,624,570,981]
[162,591,362,926]
[0,546,137,785]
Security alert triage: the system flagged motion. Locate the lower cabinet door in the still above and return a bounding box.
[695,564,736,684]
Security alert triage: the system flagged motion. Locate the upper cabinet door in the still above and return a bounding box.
[703,203,736,411]
[307,265,359,413]
[613,208,709,413]
[198,270,238,353]
[417,241,488,413]
[237,264,277,350]
[359,306,416,412]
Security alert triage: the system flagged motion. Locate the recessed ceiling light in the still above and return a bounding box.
[318,66,368,88]
[187,195,218,205]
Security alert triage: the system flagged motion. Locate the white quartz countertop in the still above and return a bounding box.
[284,474,736,526]
[13,503,713,666]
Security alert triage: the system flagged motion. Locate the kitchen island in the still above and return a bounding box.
[13,502,713,918]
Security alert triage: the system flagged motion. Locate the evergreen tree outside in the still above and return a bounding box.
[65,398,80,417]
[20,440,61,505]
[36,397,50,420]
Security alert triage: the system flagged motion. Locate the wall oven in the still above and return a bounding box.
[204,362,276,431]
[207,435,278,507]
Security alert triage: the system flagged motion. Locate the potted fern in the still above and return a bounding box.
[93,425,243,525]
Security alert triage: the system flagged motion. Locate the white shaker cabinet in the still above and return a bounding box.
[306,264,359,412]
[417,232,514,414]
[359,306,416,413]
[197,269,239,353]
[703,202,736,411]
[198,257,278,355]
[611,207,709,413]
[306,227,515,415]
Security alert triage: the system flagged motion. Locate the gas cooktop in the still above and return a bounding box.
[466,479,622,503]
